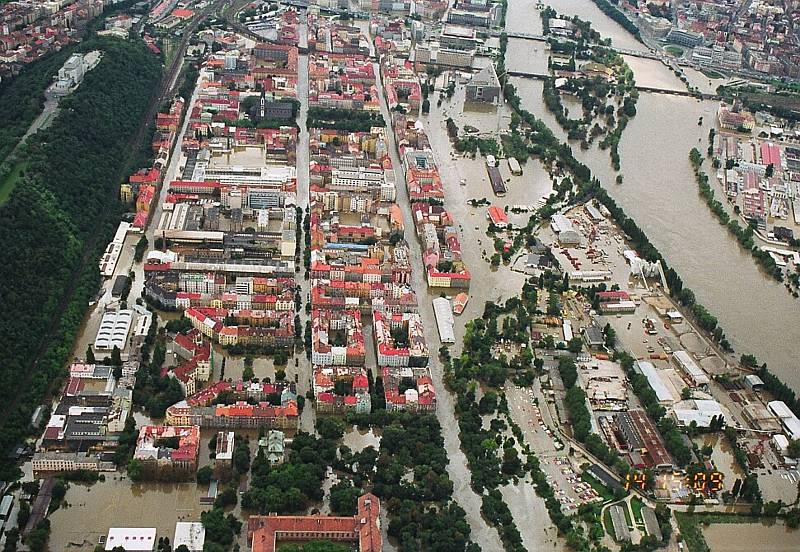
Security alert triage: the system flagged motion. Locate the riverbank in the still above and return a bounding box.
[509,0,800,394]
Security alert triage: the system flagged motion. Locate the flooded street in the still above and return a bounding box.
[375,62,506,551]
[504,0,543,35]
[506,0,800,391]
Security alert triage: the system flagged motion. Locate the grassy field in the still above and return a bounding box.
[701,68,725,79]
[621,501,633,526]
[602,508,614,538]
[0,160,28,205]
[630,496,645,525]
[665,45,684,57]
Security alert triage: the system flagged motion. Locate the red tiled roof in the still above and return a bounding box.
[249,493,380,552]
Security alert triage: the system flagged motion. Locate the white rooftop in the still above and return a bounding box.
[768,400,795,420]
[105,527,156,551]
[174,522,205,552]
[636,361,676,404]
[95,309,134,351]
[672,350,710,385]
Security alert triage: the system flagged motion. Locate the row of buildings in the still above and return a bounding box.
[32,303,153,474]
[87,27,305,479]
[714,105,800,242]
[308,16,436,416]
[632,0,800,77]
[143,32,304,357]
[383,56,472,290]
[0,0,104,80]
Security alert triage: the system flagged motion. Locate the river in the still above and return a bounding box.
[504,0,800,392]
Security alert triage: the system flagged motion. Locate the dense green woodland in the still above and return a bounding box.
[0,36,162,479]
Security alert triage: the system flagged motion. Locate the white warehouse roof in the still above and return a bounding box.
[432,297,455,344]
[105,527,156,551]
[783,416,800,441]
[768,400,795,420]
[174,522,205,552]
[636,361,676,404]
[672,350,710,385]
[551,214,575,234]
[673,399,726,428]
[94,309,133,351]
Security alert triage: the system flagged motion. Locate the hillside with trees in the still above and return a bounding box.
[0,35,162,479]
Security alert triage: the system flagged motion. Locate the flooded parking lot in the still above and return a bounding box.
[48,478,209,551]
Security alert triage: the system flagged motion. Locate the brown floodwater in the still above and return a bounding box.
[505,0,800,391]
[48,478,209,551]
[703,520,800,551]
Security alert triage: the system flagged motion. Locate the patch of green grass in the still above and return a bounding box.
[675,512,711,552]
[602,508,614,536]
[630,496,644,525]
[691,512,762,525]
[665,46,684,57]
[621,500,633,526]
[581,471,614,502]
[701,68,724,79]
[0,160,28,205]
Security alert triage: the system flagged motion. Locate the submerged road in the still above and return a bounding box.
[372,62,505,551]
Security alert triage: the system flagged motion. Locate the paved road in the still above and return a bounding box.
[372,61,505,551]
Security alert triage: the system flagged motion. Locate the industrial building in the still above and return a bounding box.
[672,350,710,388]
[104,528,157,551]
[487,165,506,196]
[613,410,674,471]
[174,522,205,552]
[550,214,581,245]
[580,360,628,410]
[671,399,727,429]
[741,403,783,433]
[465,64,500,104]
[94,309,134,352]
[634,361,677,405]
[609,505,630,542]
[432,296,455,344]
[768,400,800,441]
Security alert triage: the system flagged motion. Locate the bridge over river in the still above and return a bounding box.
[504,31,667,61]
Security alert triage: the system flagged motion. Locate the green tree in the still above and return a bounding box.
[567,337,583,354]
[317,417,345,441]
[111,345,122,367]
[787,439,800,459]
[16,500,30,530]
[329,480,361,516]
[214,487,238,509]
[242,363,254,382]
[3,527,19,552]
[196,465,213,484]
[127,459,143,481]
[602,323,616,348]
[233,439,251,474]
